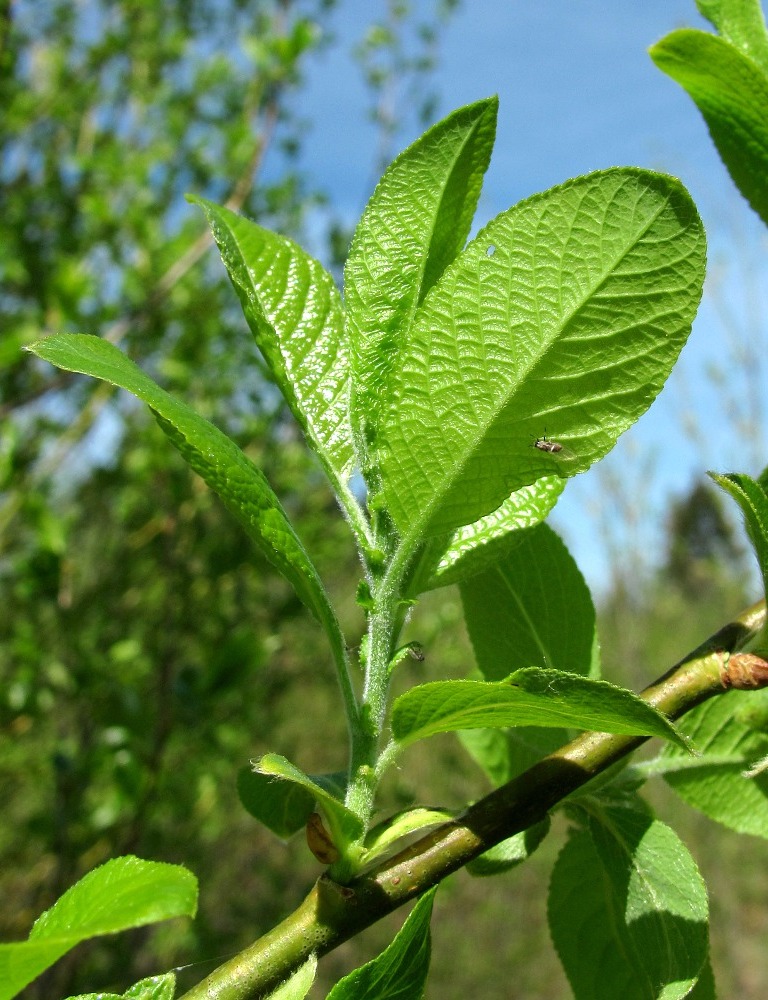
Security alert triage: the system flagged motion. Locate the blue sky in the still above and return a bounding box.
[286,0,768,594]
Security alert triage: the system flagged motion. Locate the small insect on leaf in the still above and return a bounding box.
[533,433,563,454]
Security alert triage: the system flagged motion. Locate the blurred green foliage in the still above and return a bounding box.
[0,1,458,995]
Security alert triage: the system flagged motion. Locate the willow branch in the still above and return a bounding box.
[180,599,767,1000]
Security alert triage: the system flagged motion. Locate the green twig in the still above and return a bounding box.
[180,599,766,1000]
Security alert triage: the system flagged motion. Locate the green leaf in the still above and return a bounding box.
[466,817,550,877]
[237,766,316,840]
[254,754,363,846]
[458,524,600,782]
[325,888,436,1000]
[345,96,497,484]
[379,169,705,540]
[363,808,454,864]
[0,858,196,1000]
[650,28,768,227]
[189,197,354,484]
[414,476,565,593]
[391,669,688,749]
[461,523,600,681]
[710,471,768,598]
[660,692,768,837]
[64,973,176,1000]
[266,956,317,1000]
[696,0,768,75]
[26,335,345,657]
[548,807,709,1000]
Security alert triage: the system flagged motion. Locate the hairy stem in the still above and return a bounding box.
[180,599,766,1000]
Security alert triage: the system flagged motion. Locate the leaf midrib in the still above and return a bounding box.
[399,180,671,553]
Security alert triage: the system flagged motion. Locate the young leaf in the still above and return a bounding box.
[363,808,455,864]
[378,169,705,541]
[254,754,363,845]
[0,858,196,1000]
[64,973,176,1000]
[345,97,497,483]
[659,692,768,838]
[710,471,768,598]
[413,476,565,593]
[266,955,317,1000]
[696,0,768,73]
[237,767,316,840]
[189,197,354,485]
[466,817,550,877]
[650,28,768,227]
[325,888,437,1000]
[548,807,709,1000]
[391,669,688,749]
[26,335,347,662]
[461,523,600,681]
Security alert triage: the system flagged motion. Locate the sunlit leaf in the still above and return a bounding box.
[391,670,687,749]
[0,858,196,1000]
[345,97,498,485]
[378,169,705,542]
[650,28,768,226]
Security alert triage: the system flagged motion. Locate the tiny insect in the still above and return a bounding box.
[532,433,563,454]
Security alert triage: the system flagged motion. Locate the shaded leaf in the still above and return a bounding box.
[391,669,687,749]
[0,858,196,1000]
[237,767,316,840]
[325,888,436,1000]
[461,523,599,681]
[466,817,550,877]
[254,754,362,846]
[549,807,709,999]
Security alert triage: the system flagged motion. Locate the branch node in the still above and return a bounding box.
[721,652,768,690]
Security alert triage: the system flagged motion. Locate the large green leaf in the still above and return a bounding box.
[325,888,436,1000]
[26,335,345,658]
[413,476,565,593]
[650,28,768,227]
[344,97,497,483]
[660,692,768,838]
[391,669,687,749]
[696,0,768,76]
[549,807,709,1000]
[0,858,196,1000]
[190,197,354,484]
[378,169,705,541]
